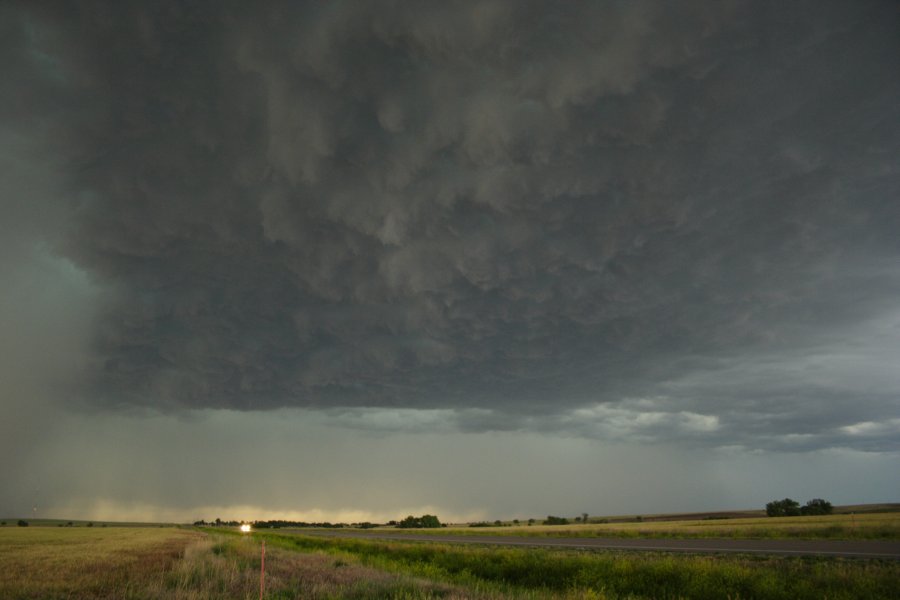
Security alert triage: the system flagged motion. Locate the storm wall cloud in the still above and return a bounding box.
[3,0,899,474]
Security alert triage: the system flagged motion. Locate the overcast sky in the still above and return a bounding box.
[2,0,898,523]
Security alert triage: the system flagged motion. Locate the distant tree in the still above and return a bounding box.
[17,520,28,527]
[87,522,93,527]
[513,519,520,525]
[1,521,5,526]
[494,519,502,526]
[766,498,801,517]
[582,513,589,524]
[397,514,442,529]
[800,498,833,516]
[67,522,73,527]
[635,516,643,522]
[420,514,441,528]
[544,515,569,525]
[574,516,582,523]
[527,518,535,526]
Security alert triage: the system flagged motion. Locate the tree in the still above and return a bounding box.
[397,514,442,529]
[17,520,28,527]
[800,498,833,516]
[544,515,569,525]
[582,513,589,524]
[766,498,801,517]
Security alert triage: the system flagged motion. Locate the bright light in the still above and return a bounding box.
[240,523,251,533]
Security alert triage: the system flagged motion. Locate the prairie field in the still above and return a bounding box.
[0,526,470,599]
[254,529,900,600]
[404,511,900,540]
[2,522,899,599]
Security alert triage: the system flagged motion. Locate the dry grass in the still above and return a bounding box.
[0,526,202,599]
[152,532,474,599]
[0,526,492,599]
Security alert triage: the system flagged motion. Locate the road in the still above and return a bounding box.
[295,530,900,559]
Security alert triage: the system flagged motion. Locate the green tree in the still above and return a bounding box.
[397,514,442,528]
[766,498,801,517]
[17,520,28,527]
[420,514,441,528]
[544,515,569,525]
[800,498,833,516]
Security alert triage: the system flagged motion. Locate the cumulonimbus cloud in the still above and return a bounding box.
[4,0,899,452]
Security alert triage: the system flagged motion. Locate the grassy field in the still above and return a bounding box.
[380,511,900,540]
[0,526,473,599]
[254,529,900,600]
[0,526,201,598]
[2,523,898,599]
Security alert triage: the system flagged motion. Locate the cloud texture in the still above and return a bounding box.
[3,0,900,454]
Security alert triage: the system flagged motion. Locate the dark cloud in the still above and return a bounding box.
[5,0,900,451]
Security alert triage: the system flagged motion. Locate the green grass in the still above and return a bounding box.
[250,529,900,600]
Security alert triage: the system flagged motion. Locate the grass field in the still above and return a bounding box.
[2,520,898,599]
[253,529,900,600]
[0,527,201,598]
[381,511,900,540]
[0,526,471,599]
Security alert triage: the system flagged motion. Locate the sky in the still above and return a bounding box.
[1,0,898,524]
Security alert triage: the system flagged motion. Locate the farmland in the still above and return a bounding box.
[2,515,899,599]
[404,511,900,541]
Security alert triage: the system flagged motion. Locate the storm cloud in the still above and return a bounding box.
[4,0,900,460]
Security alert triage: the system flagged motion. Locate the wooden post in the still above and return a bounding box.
[259,540,266,599]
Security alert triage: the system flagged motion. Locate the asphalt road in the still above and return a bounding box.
[296,530,900,559]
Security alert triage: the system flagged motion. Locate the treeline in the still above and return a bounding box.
[193,515,442,529]
[193,518,373,529]
[766,498,833,517]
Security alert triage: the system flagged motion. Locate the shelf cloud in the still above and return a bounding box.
[3,0,899,461]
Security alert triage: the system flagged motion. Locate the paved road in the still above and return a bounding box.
[295,530,900,559]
